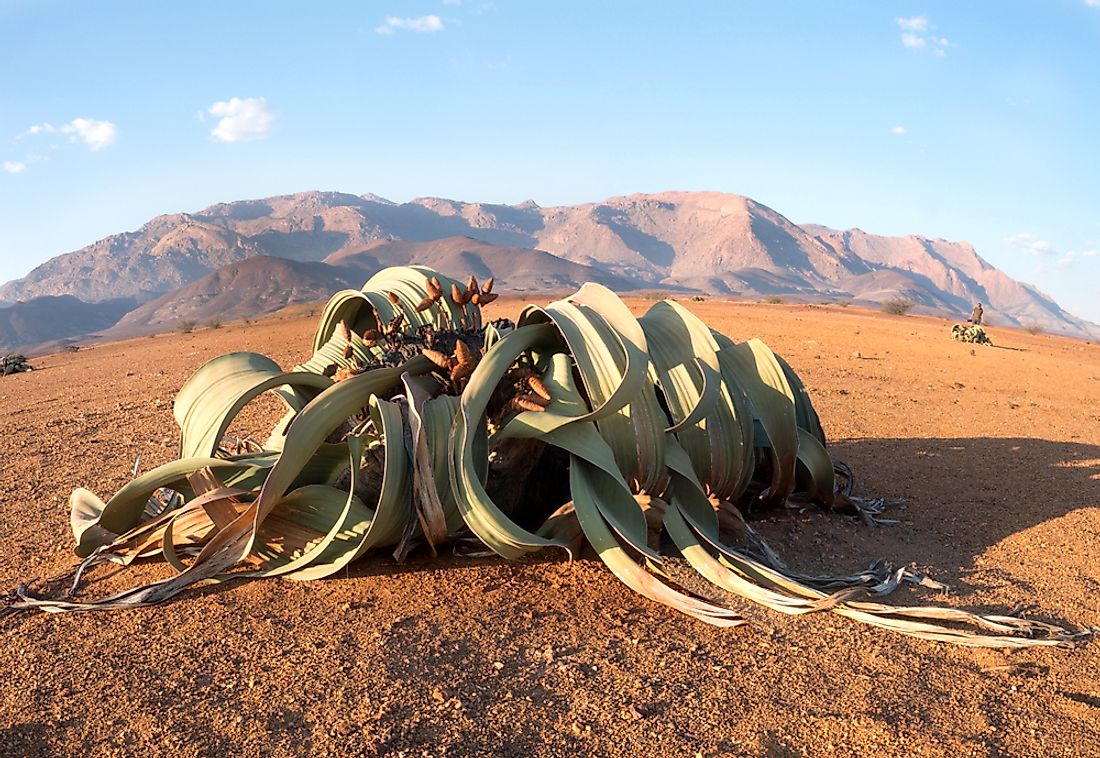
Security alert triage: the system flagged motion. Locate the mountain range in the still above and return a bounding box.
[1,190,1095,352]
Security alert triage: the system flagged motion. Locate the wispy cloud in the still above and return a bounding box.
[375,15,444,35]
[896,15,929,32]
[1008,233,1096,270]
[890,126,906,135]
[1006,232,1054,255]
[896,16,951,56]
[208,97,276,142]
[901,33,926,49]
[20,117,118,151]
[63,118,118,151]
[441,0,461,5]
[3,161,26,174]
[1086,0,1100,7]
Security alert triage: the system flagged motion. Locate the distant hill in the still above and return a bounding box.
[1,190,1096,342]
[325,236,642,293]
[99,241,641,341]
[0,295,139,353]
[104,257,360,338]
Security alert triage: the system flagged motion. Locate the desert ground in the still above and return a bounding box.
[1,297,1098,757]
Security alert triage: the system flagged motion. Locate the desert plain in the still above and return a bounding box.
[1,297,1098,757]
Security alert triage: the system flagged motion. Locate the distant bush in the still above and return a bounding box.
[1023,323,1043,335]
[208,318,223,330]
[690,295,706,302]
[178,320,196,334]
[763,294,784,304]
[881,297,915,316]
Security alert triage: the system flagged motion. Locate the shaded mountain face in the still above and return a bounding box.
[0,295,140,352]
[104,256,360,338]
[1,190,1095,339]
[324,236,642,293]
[101,241,641,342]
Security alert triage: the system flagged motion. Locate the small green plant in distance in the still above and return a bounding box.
[763,294,784,304]
[178,320,196,334]
[881,296,915,316]
[207,318,223,330]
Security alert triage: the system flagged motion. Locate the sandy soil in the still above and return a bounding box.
[1,298,1098,757]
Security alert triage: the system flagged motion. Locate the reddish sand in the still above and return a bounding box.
[1,298,1098,757]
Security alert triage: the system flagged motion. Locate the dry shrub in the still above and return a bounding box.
[881,297,915,316]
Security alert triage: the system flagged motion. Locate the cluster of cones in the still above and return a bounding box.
[416,274,498,312]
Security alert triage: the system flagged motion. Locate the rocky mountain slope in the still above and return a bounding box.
[1,190,1095,343]
[324,236,640,293]
[101,240,638,340]
[103,257,360,338]
[0,295,140,352]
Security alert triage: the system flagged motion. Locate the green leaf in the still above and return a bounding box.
[174,352,331,459]
[640,300,753,500]
[714,336,798,509]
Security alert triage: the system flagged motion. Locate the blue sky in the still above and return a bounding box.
[2,1,1098,322]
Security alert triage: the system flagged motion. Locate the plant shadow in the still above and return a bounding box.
[764,436,1100,597]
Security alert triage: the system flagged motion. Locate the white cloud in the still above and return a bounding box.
[375,15,444,34]
[896,16,950,56]
[890,126,906,135]
[20,118,118,151]
[208,97,276,142]
[1086,0,1100,7]
[896,16,929,32]
[61,118,118,151]
[3,161,26,174]
[1057,251,1078,269]
[442,0,461,4]
[1006,233,1054,255]
[1007,234,1096,270]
